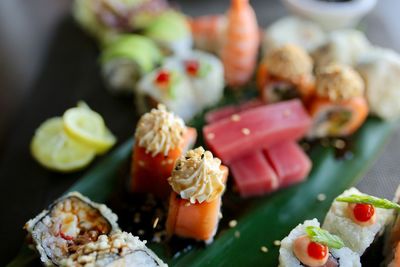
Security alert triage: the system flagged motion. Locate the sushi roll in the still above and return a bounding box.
[163,50,225,109]
[257,44,315,103]
[100,34,163,94]
[136,63,199,122]
[279,219,361,267]
[166,147,228,243]
[73,0,169,44]
[59,230,167,266]
[24,192,119,266]
[143,10,193,56]
[308,63,368,138]
[131,105,197,198]
[383,186,400,267]
[322,187,394,255]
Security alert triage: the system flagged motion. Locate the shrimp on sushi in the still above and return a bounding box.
[131,105,197,198]
[308,64,368,138]
[257,44,315,103]
[220,0,260,87]
[166,147,228,243]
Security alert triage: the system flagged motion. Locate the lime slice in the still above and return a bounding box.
[31,117,96,172]
[63,104,116,154]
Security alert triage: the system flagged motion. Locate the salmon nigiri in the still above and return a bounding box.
[221,0,260,87]
[308,64,368,138]
[166,147,228,243]
[131,104,197,198]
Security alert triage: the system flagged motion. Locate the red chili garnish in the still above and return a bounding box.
[184,60,199,76]
[353,203,375,222]
[60,231,74,241]
[307,241,328,260]
[155,70,170,86]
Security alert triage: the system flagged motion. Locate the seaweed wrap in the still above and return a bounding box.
[322,187,393,255]
[279,219,360,267]
[100,34,163,94]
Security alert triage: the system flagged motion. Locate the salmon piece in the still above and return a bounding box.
[221,0,260,87]
[166,166,228,241]
[131,127,197,198]
[308,96,368,138]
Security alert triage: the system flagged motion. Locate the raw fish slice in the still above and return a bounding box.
[230,151,279,197]
[205,99,264,124]
[264,142,311,188]
[203,99,311,163]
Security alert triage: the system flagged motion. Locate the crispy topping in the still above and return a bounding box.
[135,104,186,156]
[316,63,364,101]
[168,147,225,204]
[264,44,313,83]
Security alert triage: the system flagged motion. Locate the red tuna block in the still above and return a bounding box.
[264,142,311,188]
[230,151,279,197]
[203,99,312,163]
[205,99,264,124]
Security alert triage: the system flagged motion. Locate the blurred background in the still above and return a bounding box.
[0,0,399,265]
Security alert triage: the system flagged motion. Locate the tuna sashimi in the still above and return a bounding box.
[264,142,311,188]
[205,99,264,124]
[203,99,312,163]
[230,151,279,197]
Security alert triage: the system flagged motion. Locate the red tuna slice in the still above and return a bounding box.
[230,151,279,197]
[264,142,311,188]
[205,99,264,124]
[203,99,312,163]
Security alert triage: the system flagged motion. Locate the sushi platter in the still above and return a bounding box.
[7,0,400,266]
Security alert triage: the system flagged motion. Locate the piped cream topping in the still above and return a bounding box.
[316,63,364,101]
[135,104,186,156]
[264,44,313,83]
[168,147,225,204]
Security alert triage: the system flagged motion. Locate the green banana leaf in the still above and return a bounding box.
[7,111,395,267]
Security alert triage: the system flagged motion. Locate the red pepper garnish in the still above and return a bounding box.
[184,60,200,76]
[155,70,170,86]
[307,241,328,260]
[353,203,375,222]
[60,231,74,240]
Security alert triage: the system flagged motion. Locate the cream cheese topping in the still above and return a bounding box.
[168,147,225,204]
[135,104,186,156]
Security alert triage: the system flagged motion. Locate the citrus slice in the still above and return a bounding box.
[31,117,96,172]
[63,104,116,154]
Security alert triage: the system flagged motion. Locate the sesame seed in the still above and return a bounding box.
[317,193,326,202]
[273,240,281,246]
[153,217,160,229]
[137,229,145,235]
[231,114,241,122]
[229,220,237,228]
[138,161,145,167]
[133,213,141,223]
[167,159,173,164]
[185,202,191,207]
[334,139,346,149]
[260,246,269,253]
[241,128,250,135]
[234,231,241,238]
[207,133,215,140]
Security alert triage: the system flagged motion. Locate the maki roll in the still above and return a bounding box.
[143,11,193,56]
[166,147,228,243]
[100,34,163,94]
[131,105,197,198]
[257,44,315,103]
[24,192,167,266]
[163,50,225,109]
[322,187,394,255]
[308,64,368,138]
[24,192,119,266]
[279,219,361,267]
[384,186,400,267]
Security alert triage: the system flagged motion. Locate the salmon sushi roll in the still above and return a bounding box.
[166,147,228,243]
[257,44,315,103]
[131,105,197,198]
[308,63,368,138]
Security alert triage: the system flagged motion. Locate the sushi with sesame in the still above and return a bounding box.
[166,147,228,243]
[279,219,361,267]
[131,105,197,198]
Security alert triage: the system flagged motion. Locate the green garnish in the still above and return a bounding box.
[305,226,345,249]
[336,194,400,211]
[197,62,211,78]
[167,71,180,99]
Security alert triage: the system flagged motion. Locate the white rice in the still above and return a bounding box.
[323,187,393,255]
[279,219,360,267]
